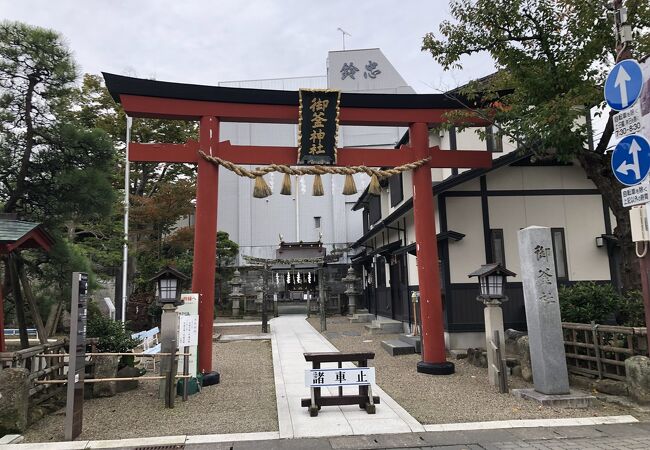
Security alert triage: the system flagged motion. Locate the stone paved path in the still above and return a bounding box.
[269,315,424,438]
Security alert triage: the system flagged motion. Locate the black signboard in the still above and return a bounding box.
[298,89,340,165]
[64,272,88,441]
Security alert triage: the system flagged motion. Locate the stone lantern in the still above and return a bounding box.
[254,274,265,313]
[342,266,360,316]
[229,269,245,317]
[468,263,516,387]
[150,266,188,307]
[149,266,188,408]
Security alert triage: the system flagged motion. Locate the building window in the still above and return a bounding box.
[490,229,506,266]
[389,173,403,207]
[369,194,381,225]
[486,125,503,153]
[363,209,370,235]
[551,228,568,281]
[314,216,321,229]
[375,257,386,287]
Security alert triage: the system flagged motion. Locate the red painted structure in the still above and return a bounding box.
[104,73,493,375]
[0,220,54,352]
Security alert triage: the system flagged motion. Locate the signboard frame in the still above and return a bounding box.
[64,272,88,441]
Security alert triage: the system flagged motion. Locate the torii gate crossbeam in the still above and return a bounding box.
[104,73,493,376]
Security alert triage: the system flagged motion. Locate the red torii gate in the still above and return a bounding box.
[104,73,492,375]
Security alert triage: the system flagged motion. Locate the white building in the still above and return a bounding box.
[215,49,414,264]
[352,119,616,350]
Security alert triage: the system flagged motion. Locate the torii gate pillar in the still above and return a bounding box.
[193,116,219,373]
[411,123,454,375]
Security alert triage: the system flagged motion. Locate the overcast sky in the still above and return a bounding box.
[1,0,495,93]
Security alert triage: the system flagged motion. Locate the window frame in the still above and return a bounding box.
[551,228,569,281]
[486,124,504,153]
[389,173,403,207]
[368,194,382,225]
[490,228,506,266]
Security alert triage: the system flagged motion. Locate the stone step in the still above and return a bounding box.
[349,313,374,323]
[381,339,415,356]
[364,319,403,334]
[399,334,421,353]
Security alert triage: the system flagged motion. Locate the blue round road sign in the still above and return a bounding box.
[611,134,650,186]
[604,60,643,111]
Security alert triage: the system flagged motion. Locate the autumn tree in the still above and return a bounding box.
[423,0,650,291]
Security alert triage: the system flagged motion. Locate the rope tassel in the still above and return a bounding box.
[196,151,431,199]
[280,173,292,195]
[253,175,272,198]
[342,173,357,195]
[368,174,381,196]
[312,174,324,196]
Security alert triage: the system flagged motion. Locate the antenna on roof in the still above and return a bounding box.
[337,27,351,50]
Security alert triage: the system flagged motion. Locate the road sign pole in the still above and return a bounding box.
[611,0,650,351]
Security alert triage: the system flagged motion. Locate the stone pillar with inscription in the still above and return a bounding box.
[517,226,570,395]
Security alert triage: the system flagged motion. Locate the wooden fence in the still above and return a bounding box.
[0,339,70,404]
[562,322,648,381]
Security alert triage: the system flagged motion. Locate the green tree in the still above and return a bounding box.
[0,21,117,343]
[422,0,650,291]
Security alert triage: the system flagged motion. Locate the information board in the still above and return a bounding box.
[177,293,199,377]
[64,272,88,441]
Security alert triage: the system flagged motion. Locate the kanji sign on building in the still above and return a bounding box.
[298,89,340,165]
[305,367,375,387]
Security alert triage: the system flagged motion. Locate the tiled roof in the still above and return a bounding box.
[0,219,40,243]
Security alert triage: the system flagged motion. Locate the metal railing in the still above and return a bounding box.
[562,322,648,381]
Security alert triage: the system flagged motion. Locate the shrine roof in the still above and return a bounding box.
[0,219,54,253]
[103,72,477,110]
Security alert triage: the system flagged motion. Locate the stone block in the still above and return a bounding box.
[116,365,140,393]
[626,355,650,404]
[0,435,24,444]
[512,388,595,408]
[399,334,421,353]
[594,378,629,397]
[380,339,415,356]
[0,368,30,434]
[93,355,119,397]
[467,347,488,368]
[516,336,533,382]
[505,329,526,355]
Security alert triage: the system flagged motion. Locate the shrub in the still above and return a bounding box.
[558,282,621,324]
[617,290,646,327]
[86,301,141,354]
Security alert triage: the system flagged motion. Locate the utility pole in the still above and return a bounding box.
[610,1,650,350]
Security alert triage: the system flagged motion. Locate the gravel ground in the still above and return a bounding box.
[23,340,277,443]
[308,316,650,424]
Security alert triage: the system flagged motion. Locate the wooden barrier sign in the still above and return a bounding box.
[305,367,375,387]
[301,352,379,417]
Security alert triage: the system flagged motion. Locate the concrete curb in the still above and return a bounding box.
[2,415,638,449]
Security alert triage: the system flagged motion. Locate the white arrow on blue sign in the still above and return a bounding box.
[604,60,643,111]
[611,134,650,186]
